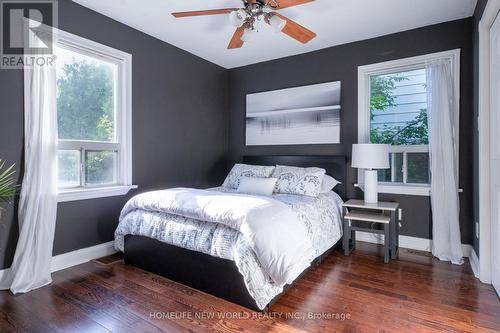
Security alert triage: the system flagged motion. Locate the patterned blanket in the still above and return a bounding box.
[115,187,343,309]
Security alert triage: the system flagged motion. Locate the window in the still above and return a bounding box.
[54,30,134,202]
[370,68,430,185]
[358,50,460,196]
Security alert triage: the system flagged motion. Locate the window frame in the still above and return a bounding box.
[357,49,460,196]
[384,144,430,185]
[28,25,136,202]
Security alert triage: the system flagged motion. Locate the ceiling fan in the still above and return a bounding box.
[171,0,317,49]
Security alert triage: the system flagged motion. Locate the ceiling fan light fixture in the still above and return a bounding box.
[268,14,287,32]
[229,9,247,27]
[241,27,256,42]
[172,0,317,49]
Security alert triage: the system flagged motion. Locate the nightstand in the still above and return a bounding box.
[342,199,399,263]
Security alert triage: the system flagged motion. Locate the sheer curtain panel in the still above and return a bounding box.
[0,54,58,293]
[426,59,463,265]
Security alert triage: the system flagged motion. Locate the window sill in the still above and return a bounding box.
[58,185,138,203]
[355,183,430,196]
[354,184,464,196]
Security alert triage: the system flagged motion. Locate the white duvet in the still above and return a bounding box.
[119,187,316,285]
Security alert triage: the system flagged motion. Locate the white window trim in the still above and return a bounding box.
[477,0,500,285]
[25,23,135,202]
[357,49,461,196]
[58,185,138,203]
[354,183,432,196]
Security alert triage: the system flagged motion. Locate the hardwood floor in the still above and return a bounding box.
[0,242,499,333]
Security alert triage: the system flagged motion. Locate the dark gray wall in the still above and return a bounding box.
[472,0,488,256]
[0,3,478,270]
[0,0,228,269]
[227,18,474,243]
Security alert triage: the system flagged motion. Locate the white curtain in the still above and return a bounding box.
[0,54,58,293]
[426,59,463,265]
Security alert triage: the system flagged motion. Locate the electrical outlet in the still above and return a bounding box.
[476,222,479,239]
[398,208,402,221]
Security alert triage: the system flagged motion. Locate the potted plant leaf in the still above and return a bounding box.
[0,159,17,206]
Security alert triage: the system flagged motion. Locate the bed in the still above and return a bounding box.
[116,155,346,311]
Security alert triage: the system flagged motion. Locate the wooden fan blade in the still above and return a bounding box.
[273,13,316,44]
[274,0,315,10]
[172,8,237,18]
[228,27,245,49]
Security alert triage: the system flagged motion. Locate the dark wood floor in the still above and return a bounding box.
[0,242,499,333]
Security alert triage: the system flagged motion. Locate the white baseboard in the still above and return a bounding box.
[51,241,117,272]
[355,231,472,258]
[469,247,480,278]
[0,241,117,280]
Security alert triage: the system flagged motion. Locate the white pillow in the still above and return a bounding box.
[272,165,326,197]
[320,175,341,193]
[237,177,278,196]
[222,163,275,189]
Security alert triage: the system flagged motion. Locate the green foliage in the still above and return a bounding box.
[57,61,114,142]
[370,108,429,145]
[406,153,430,184]
[86,151,114,184]
[369,75,407,118]
[370,72,430,184]
[97,114,114,141]
[57,59,116,187]
[370,74,428,145]
[0,160,17,203]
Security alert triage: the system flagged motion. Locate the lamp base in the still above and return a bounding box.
[364,169,378,204]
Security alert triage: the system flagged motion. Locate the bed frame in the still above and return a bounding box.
[124,155,347,311]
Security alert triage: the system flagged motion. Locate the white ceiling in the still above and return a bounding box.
[73,0,477,69]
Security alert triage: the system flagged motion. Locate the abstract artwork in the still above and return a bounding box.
[246,81,341,146]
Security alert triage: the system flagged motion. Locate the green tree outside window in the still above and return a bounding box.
[370,74,428,145]
[370,72,430,184]
[57,59,116,185]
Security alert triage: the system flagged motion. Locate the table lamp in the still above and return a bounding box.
[352,144,390,204]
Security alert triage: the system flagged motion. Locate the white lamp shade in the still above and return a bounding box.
[352,144,390,169]
[269,15,286,32]
[229,9,246,27]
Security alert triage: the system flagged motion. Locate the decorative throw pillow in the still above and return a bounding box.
[272,165,326,197]
[222,163,276,189]
[236,177,278,196]
[320,174,342,193]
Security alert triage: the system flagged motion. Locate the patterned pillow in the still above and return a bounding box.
[222,164,276,189]
[272,165,326,197]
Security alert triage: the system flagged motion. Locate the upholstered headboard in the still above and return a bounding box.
[242,155,347,200]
